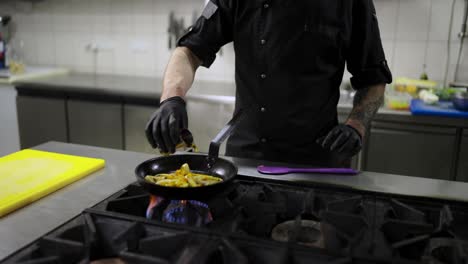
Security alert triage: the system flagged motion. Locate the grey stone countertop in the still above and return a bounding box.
[2,141,468,260]
[14,72,468,127]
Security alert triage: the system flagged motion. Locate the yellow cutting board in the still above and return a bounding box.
[0,149,105,217]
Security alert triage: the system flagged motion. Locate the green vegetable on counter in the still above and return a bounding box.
[434,88,459,101]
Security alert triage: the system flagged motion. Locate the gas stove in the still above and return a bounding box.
[2,176,468,264]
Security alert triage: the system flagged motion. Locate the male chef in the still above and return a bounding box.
[146,0,392,167]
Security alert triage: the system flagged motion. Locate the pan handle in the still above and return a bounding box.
[207,109,246,167]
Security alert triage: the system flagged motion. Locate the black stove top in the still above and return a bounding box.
[3,177,468,264]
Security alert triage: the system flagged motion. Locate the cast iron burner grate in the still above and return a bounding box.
[320,194,468,263]
[102,182,353,239]
[1,212,347,264]
[4,178,468,264]
[97,181,468,263]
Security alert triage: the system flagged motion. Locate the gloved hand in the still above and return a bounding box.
[317,124,362,158]
[145,96,188,154]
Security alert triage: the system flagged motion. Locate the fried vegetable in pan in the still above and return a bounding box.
[145,163,222,188]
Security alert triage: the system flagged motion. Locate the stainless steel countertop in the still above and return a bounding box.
[2,141,468,260]
[0,67,69,84]
[14,72,236,103]
[14,72,468,127]
[0,142,150,260]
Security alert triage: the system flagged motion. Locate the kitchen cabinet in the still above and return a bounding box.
[68,99,123,149]
[0,85,20,156]
[16,95,67,149]
[457,130,468,182]
[124,104,158,153]
[187,99,235,155]
[125,100,235,155]
[363,122,457,180]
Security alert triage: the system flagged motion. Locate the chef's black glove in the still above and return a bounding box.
[145,96,188,154]
[317,125,362,158]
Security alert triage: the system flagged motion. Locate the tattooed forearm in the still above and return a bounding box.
[346,84,385,137]
[349,87,384,125]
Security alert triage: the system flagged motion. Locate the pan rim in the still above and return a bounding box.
[135,154,237,190]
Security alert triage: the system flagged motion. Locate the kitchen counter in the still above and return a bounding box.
[338,103,468,127]
[15,72,236,104]
[2,141,468,260]
[15,72,468,127]
[0,142,150,260]
[0,67,68,157]
[0,67,69,84]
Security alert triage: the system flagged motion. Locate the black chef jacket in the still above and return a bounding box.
[178,0,392,166]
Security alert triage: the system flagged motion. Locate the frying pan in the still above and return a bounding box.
[135,109,245,200]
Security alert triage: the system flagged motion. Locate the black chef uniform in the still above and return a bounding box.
[178,0,392,166]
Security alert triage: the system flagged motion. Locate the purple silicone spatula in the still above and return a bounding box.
[257,165,359,175]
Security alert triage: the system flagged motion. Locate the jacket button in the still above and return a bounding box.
[260,39,266,45]
[260,107,266,112]
[260,73,267,79]
[261,138,267,143]
[263,3,270,9]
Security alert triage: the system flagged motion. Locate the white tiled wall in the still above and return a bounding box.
[375,0,468,84]
[1,0,467,84]
[0,0,234,82]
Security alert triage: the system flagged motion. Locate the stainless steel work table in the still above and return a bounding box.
[2,141,468,260]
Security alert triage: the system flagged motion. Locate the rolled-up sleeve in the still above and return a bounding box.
[347,0,392,90]
[177,0,233,68]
